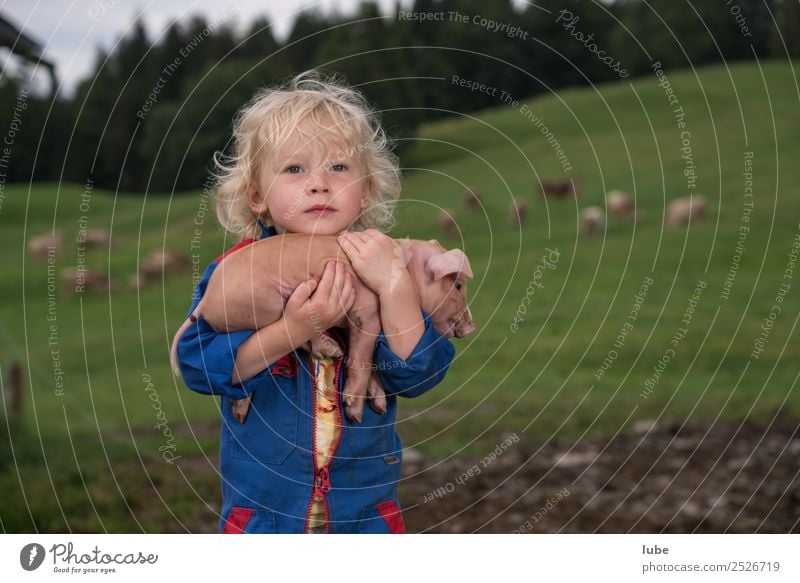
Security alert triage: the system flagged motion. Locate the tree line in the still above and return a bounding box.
[0,0,797,193]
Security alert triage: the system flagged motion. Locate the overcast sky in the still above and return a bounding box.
[0,0,419,96]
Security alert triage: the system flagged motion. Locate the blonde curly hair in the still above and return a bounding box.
[213,70,401,240]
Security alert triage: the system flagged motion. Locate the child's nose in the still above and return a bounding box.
[306,171,330,194]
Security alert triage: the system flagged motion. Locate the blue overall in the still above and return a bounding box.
[176,224,455,533]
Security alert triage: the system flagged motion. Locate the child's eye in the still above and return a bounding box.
[285,165,303,174]
[331,163,348,172]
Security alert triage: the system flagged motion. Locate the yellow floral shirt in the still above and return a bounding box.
[307,354,342,532]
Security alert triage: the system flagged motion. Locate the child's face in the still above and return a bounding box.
[250,131,371,236]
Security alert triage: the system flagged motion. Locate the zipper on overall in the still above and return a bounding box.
[303,350,344,533]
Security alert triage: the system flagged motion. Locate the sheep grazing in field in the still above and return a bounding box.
[61,267,118,295]
[27,230,65,262]
[437,210,460,238]
[130,250,191,289]
[507,197,527,227]
[665,195,707,228]
[539,178,580,199]
[463,188,482,210]
[580,206,605,236]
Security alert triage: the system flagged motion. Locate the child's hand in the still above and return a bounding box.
[337,230,409,296]
[283,260,355,338]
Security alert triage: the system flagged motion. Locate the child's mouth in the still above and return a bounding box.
[305,206,336,216]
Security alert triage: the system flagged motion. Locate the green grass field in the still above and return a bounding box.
[1,60,798,531]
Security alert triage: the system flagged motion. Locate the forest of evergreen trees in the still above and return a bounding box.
[1,0,797,193]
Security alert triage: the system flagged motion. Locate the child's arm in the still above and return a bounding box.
[232,261,354,383]
[337,230,424,358]
[337,230,456,398]
[176,313,266,399]
[374,270,425,360]
[373,308,455,398]
[177,259,353,396]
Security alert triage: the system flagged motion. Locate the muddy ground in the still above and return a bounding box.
[134,415,799,533]
[398,416,800,533]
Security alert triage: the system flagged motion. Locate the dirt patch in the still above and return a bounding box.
[399,417,800,533]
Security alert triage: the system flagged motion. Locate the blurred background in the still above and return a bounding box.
[1,0,799,533]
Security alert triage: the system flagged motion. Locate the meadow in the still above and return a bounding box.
[1,60,798,532]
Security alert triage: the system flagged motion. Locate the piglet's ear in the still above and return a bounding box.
[425,249,474,281]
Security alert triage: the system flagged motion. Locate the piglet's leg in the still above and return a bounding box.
[230,395,252,424]
[343,287,381,422]
[366,371,387,414]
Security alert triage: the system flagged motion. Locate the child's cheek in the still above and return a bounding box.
[340,172,368,189]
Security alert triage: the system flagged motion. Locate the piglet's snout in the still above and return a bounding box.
[456,322,476,337]
[454,307,476,338]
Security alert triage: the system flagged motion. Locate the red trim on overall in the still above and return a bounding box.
[270,353,297,378]
[303,336,345,534]
[214,238,258,264]
[327,357,344,515]
[222,506,255,534]
[376,500,406,534]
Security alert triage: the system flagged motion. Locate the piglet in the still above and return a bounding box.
[170,234,474,423]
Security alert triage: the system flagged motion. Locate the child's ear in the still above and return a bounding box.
[360,179,372,209]
[246,188,269,215]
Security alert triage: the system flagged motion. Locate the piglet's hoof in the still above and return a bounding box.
[344,400,364,423]
[229,395,252,423]
[343,381,366,423]
[367,373,387,414]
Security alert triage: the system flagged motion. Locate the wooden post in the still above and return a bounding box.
[9,361,22,416]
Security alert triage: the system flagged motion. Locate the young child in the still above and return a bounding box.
[175,71,456,533]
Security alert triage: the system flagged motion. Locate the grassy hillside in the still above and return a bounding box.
[395,59,800,454]
[1,60,798,531]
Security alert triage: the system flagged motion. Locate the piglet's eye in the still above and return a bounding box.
[455,282,463,291]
